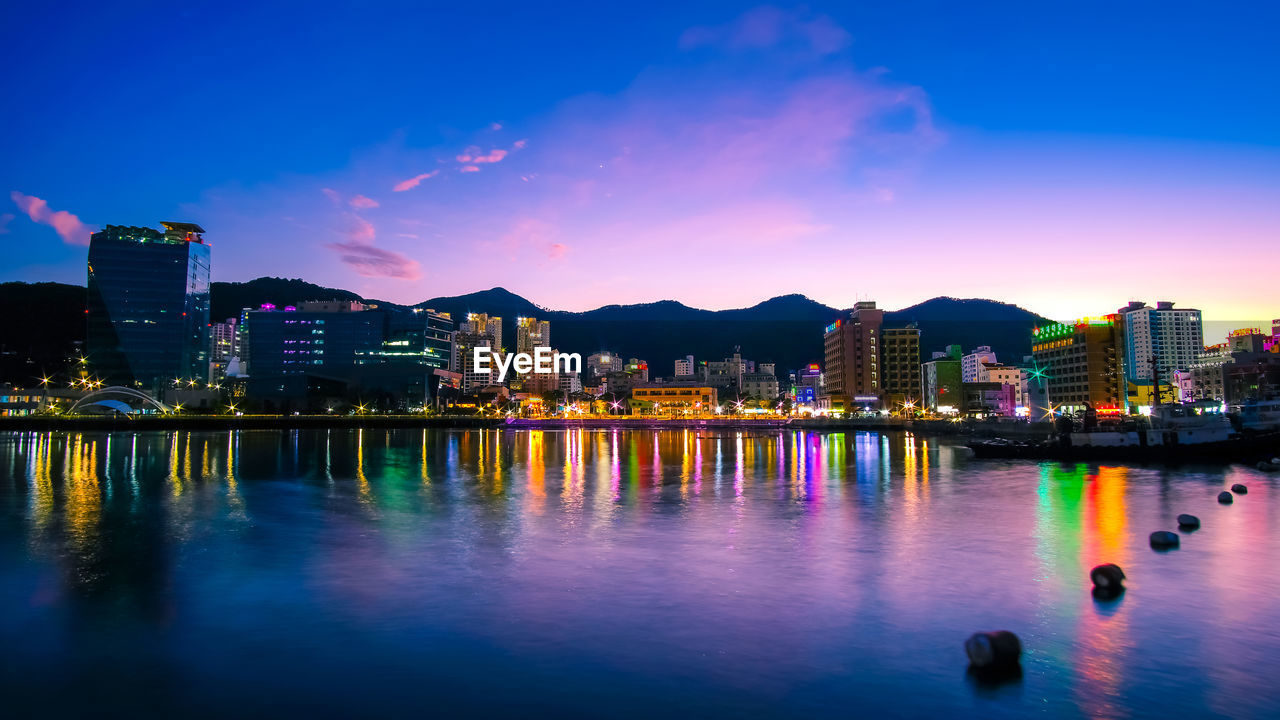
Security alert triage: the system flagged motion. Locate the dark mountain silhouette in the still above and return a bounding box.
[0,278,1052,384]
[0,281,87,383]
[210,277,365,322]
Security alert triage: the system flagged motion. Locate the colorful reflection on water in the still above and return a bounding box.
[0,429,1277,717]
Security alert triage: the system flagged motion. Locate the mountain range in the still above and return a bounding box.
[1,277,1053,383]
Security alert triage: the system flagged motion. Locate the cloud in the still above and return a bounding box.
[459,165,480,173]
[680,6,850,55]
[489,122,503,131]
[348,194,379,209]
[392,170,439,192]
[9,191,93,245]
[321,187,341,205]
[325,214,421,280]
[513,139,528,150]
[328,241,422,280]
[473,149,507,163]
[0,213,12,234]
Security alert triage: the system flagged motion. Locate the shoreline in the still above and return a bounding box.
[0,414,1053,438]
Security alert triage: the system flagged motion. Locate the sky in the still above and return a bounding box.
[2,1,1278,326]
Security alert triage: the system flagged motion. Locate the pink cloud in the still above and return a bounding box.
[349,194,379,209]
[547,242,568,259]
[455,145,511,167]
[0,213,12,234]
[392,170,440,192]
[472,149,507,163]
[9,191,93,245]
[489,122,503,131]
[321,187,341,205]
[328,241,422,280]
[513,139,528,150]
[325,214,421,280]
[460,165,480,173]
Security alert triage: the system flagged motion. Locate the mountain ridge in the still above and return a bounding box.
[1,278,1053,383]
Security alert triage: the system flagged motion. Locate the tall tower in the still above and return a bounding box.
[86,222,211,389]
[515,316,551,355]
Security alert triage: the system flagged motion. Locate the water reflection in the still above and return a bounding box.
[0,429,1277,718]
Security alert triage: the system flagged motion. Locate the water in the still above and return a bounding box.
[1,429,1277,718]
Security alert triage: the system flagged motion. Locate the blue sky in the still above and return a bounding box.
[2,2,1277,322]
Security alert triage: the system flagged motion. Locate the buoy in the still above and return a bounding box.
[1218,491,1234,504]
[1090,563,1125,591]
[1149,531,1180,549]
[1177,513,1200,529]
[965,631,1022,670]
[1231,483,1248,494]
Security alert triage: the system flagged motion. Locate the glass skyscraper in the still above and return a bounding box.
[86,222,211,389]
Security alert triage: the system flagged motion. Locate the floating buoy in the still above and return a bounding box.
[965,631,1022,670]
[1218,491,1234,504]
[1177,514,1200,529]
[1090,563,1125,591]
[1149,531,1180,549]
[1231,483,1248,494]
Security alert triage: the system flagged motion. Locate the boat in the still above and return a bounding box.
[1235,398,1280,433]
[969,403,1280,462]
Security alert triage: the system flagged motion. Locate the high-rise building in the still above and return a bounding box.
[1116,301,1203,409]
[210,318,240,380]
[515,316,550,355]
[1031,316,1123,414]
[961,346,997,383]
[822,301,883,411]
[463,313,503,351]
[453,313,504,391]
[882,325,921,411]
[86,222,211,389]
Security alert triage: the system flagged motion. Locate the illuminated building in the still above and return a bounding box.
[1116,301,1203,409]
[961,346,997,383]
[210,317,240,380]
[86,222,211,389]
[1030,316,1123,413]
[245,302,455,408]
[821,301,883,411]
[354,308,455,406]
[455,313,504,390]
[515,316,550,354]
[586,351,623,382]
[1189,330,1280,404]
[922,345,963,414]
[463,313,503,350]
[978,362,1025,407]
[625,358,649,382]
[246,300,379,380]
[882,325,921,411]
[631,386,717,415]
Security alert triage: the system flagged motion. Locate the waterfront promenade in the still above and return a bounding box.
[0,413,1053,438]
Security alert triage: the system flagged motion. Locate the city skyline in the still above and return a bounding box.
[3,3,1279,321]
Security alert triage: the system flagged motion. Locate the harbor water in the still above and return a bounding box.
[0,429,1277,718]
